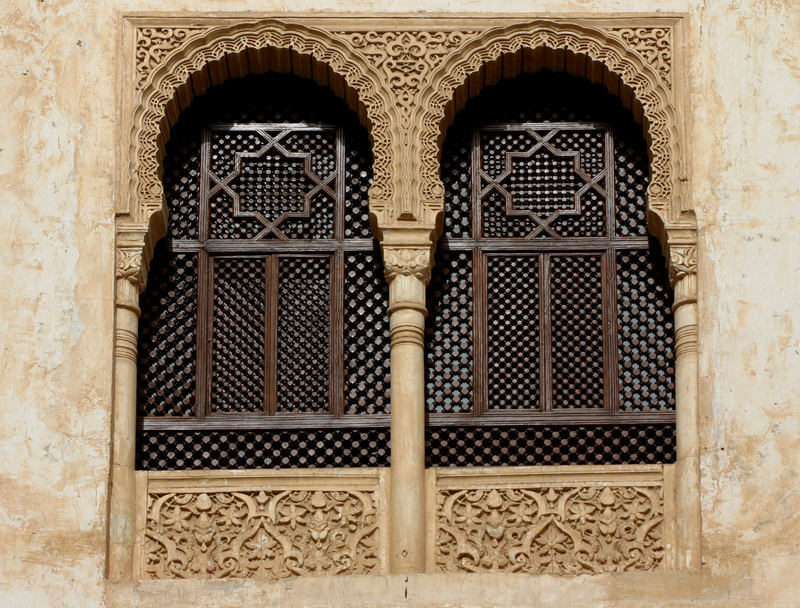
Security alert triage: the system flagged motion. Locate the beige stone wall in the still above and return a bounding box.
[1,0,798,606]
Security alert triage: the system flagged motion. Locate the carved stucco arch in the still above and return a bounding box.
[411,21,693,255]
[125,19,396,286]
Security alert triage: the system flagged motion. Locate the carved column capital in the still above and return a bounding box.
[669,245,697,286]
[116,245,146,315]
[383,247,432,285]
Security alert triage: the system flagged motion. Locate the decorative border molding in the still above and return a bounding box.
[428,465,675,574]
[134,469,388,579]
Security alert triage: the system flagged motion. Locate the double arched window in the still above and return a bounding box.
[136,71,675,471]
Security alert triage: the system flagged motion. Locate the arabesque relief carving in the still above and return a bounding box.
[127,18,685,235]
[607,27,672,88]
[142,488,380,579]
[135,27,209,90]
[340,31,477,123]
[434,474,668,574]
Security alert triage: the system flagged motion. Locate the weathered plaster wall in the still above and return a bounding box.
[0,0,798,606]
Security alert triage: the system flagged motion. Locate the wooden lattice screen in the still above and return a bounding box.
[425,72,676,466]
[136,72,675,470]
[136,75,391,469]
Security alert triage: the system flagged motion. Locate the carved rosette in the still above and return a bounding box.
[436,483,666,574]
[142,489,380,579]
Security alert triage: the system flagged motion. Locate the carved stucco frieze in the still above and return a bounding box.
[128,18,684,236]
[435,483,666,574]
[339,31,477,125]
[142,488,380,579]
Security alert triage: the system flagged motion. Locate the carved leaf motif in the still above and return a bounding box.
[142,489,379,579]
[436,485,665,574]
[383,247,431,283]
[669,245,697,284]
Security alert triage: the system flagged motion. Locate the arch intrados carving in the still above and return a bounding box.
[129,19,393,250]
[419,21,684,241]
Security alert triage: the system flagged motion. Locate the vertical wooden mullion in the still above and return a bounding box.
[604,127,616,239]
[471,129,482,240]
[335,128,345,242]
[473,249,488,416]
[199,128,211,243]
[330,250,345,417]
[540,254,553,412]
[196,250,212,420]
[603,249,621,414]
[265,255,279,415]
[604,128,620,413]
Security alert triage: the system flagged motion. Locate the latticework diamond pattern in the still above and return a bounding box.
[344,253,391,415]
[426,425,675,467]
[137,248,198,417]
[550,255,605,409]
[210,257,266,414]
[487,255,540,410]
[425,251,474,413]
[276,256,331,413]
[137,428,390,470]
[617,248,676,411]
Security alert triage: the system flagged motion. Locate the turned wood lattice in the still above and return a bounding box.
[137,73,675,470]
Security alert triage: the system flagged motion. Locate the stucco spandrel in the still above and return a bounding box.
[1,0,800,606]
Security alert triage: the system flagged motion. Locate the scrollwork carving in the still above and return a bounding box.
[436,484,665,573]
[341,31,476,124]
[135,27,208,90]
[142,489,379,579]
[607,27,672,88]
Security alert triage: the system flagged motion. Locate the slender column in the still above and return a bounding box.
[670,244,701,570]
[383,239,433,574]
[108,247,145,580]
